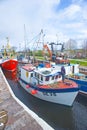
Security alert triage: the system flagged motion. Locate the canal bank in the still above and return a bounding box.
[0,68,54,130]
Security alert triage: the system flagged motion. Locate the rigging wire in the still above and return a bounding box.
[20,29,44,51]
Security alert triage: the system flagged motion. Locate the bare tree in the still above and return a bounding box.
[82,39,87,57]
[65,39,77,50]
[65,39,77,57]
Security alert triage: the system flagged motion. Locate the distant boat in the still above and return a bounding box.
[0,37,18,79]
[0,58,18,79]
[66,73,87,95]
[18,63,79,106]
[53,62,87,95]
[0,58,18,71]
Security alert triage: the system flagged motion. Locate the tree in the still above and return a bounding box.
[82,39,87,57]
[65,39,77,50]
[65,39,78,57]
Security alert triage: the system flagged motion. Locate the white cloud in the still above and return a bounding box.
[0,0,60,44]
[62,4,81,19]
[0,0,87,50]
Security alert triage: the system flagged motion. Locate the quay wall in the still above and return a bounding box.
[0,68,54,130]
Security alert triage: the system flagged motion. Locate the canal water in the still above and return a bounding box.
[7,78,87,130]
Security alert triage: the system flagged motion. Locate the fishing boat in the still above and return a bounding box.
[0,37,18,79]
[51,54,87,95]
[0,57,18,80]
[0,58,18,71]
[66,73,87,95]
[54,63,87,95]
[18,63,79,106]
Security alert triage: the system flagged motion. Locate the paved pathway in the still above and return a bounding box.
[0,68,53,130]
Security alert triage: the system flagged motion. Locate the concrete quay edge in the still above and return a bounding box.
[0,68,54,130]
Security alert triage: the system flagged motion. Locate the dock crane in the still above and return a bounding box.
[49,42,65,53]
[48,42,69,64]
[48,42,65,61]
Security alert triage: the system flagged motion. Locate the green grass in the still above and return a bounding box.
[35,56,87,66]
[35,56,44,60]
[70,59,87,66]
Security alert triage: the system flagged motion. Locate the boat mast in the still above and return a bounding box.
[32,29,44,64]
[24,24,27,58]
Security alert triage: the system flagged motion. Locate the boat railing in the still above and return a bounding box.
[79,67,87,74]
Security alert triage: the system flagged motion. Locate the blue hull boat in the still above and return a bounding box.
[66,73,87,95]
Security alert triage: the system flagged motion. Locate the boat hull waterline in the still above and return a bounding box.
[68,77,87,95]
[1,59,18,71]
[19,78,79,107]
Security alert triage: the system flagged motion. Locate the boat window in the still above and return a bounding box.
[52,76,54,80]
[55,75,58,79]
[37,74,39,78]
[41,75,43,81]
[42,70,51,75]
[35,72,37,77]
[45,76,50,81]
[59,75,61,78]
[31,73,33,77]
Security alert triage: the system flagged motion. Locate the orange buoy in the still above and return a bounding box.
[26,85,30,88]
[31,90,37,95]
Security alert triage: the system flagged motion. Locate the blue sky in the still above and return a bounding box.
[0,0,87,50]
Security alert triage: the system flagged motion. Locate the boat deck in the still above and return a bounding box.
[38,79,78,89]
